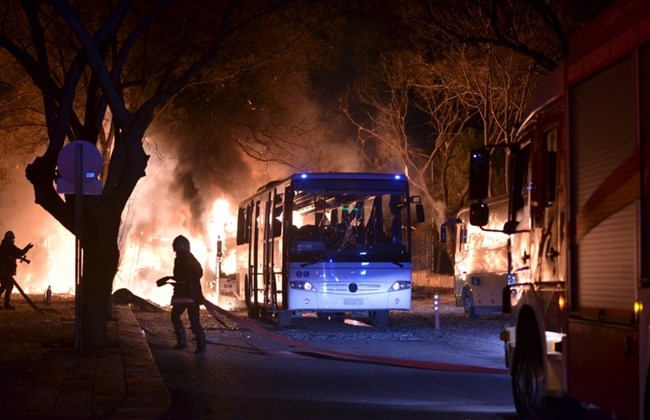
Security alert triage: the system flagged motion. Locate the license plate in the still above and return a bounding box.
[344,298,363,305]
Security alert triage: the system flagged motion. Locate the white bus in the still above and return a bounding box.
[442,195,510,318]
[235,172,424,326]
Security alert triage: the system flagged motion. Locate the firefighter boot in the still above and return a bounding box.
[195,330,206,354]
[174,327,187,350]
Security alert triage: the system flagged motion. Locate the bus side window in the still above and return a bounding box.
[460,225,467,244]
[236,206,248,245]
[272,194,283,238]
[544,127,558,205]
[247,203,255,243]
[456,224,467,254]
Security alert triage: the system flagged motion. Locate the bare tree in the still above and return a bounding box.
[342,49,479,226]
[342,0,595,213]
[413,0,613,72]
[0,0,297,348]
[227,5,356,173]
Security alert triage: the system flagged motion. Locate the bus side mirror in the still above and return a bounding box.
[411,196,425,223]
[440,218,462,243]
[415,203,425,223]
[469,202,489,227]
[469,149,490,200]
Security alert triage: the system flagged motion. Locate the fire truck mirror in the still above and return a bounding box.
[469,202,489,227]
[469,149,490,200]
[502,286,512,314]
[503,220,519,235]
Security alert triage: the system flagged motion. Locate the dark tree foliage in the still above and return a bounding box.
[0,0,301,348]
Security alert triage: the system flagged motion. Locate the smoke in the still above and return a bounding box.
[0,84,370,306]
[113,128,296,305]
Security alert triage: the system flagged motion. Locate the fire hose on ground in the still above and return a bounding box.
[11,278,45,315]
[201,299,507,375]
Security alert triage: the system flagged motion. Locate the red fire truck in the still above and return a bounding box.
[467,1,650,418]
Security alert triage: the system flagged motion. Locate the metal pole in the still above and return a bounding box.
[74,143,84,351]
[434,293,440,329]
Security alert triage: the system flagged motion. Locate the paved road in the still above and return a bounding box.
[142,312,517,420]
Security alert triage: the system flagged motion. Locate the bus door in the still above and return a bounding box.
[262,189,285,310]
[244,199,263,310]
[252,200,262,307]
[262,192,274,307]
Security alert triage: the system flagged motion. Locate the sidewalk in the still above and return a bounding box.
[0,297,169,418]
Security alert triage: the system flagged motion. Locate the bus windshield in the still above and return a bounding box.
[287,188,410,264]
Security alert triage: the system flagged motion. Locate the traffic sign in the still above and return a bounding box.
[56,140,103,195]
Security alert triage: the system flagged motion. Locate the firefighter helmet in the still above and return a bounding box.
[4,231,15,240]
[172,235,190,252]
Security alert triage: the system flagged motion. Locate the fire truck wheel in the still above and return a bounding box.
[462,290,476,319]
[512,347,585,419]
[512,350,546,418]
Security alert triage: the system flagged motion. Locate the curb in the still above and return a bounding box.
[112,304,171,418]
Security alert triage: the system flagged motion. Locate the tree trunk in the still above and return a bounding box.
[25,129,148,348]
[78,226,119,348]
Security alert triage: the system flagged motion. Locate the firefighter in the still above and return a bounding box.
[0,231,33,310]
[157,235,207,354]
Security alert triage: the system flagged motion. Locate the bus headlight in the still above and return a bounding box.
[290,281,315,291]
[390,281,411,291]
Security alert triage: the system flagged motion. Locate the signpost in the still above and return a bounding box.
[57,140,102,351]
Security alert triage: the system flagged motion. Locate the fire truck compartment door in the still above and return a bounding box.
[567,319,638,419]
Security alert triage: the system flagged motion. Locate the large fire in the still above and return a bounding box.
[2,124,297,309]
[113,197,239,306]
[14,197,238,307]
[5,129,356,307]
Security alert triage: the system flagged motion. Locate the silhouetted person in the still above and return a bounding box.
[157,235,206,354]
[0,231,33,310]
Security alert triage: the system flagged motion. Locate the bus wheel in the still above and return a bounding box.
[276,310,292,327]
[462,290,476,319]
[370,310,390,327]
[247,305,260,319]
[244,274,252,309]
